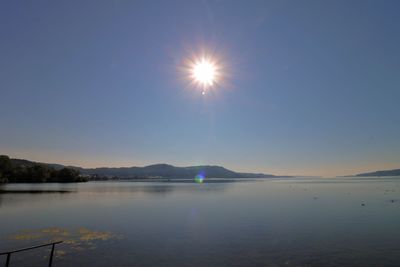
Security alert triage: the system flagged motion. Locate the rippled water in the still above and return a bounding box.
[1,177,400,266]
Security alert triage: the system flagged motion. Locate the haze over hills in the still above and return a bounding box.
[74,164,279,179]
[354,169,400,177]
[8,157,282,179]
[9,157,400,178]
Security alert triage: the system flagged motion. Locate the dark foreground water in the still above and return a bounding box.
[1,177,400,267]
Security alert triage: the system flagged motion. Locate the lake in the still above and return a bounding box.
[1,177,400,266]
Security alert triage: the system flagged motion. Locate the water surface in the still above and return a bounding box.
[1,177,400,266]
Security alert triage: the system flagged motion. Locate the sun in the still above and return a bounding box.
[180,50,226,95]
[192,58,217,87]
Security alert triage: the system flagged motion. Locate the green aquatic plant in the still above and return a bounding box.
[9,227,122,259]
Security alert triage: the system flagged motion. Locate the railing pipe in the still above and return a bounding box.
[0,241,63,267]
[5,253,10,267]
[48,243,55,267]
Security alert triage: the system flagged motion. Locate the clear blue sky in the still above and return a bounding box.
[1,0,399,176]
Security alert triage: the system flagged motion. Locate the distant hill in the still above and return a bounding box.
[355,168,400,177]
[9,158,283,179]
[77,164,279,178]
[10,158,65,170]
[1,156,85,183]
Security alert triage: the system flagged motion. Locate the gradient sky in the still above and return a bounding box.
[1,0,399,177]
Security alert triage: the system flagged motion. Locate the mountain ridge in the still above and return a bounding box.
[354,168,400,177]
[9,157,286,179]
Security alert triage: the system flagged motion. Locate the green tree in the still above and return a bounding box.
[10,165,26,183]
[57,168,80,183]
[26,164,52,183]
[0,172,8,183]
[0,155,13,180]
[0,155,86,183]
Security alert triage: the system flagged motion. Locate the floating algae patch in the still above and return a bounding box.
[43,250,67,260]
[41,227,70,236]
[78,227,114,242]
[11,231,44,240]
[55,250,66,257]
[9,227,122,258]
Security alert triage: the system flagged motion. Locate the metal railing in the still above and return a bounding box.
[0,241,63,267]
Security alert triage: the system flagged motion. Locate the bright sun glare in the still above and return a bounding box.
[181,50,225,95]
[192,58,217,87]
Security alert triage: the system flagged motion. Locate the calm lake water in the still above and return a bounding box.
[1,177,400,267]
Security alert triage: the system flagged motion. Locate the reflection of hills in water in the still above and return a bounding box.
[77,181,233,196]
[0,184,75,207]
[0,190,71,194]
[0,181,234,207]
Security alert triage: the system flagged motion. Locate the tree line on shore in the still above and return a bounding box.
[0,155,87,183]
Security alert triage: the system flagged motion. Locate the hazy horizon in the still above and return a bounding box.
[1,1,399,177]
[3,151,400,177]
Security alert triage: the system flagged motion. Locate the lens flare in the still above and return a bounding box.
[195,172,205,183]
